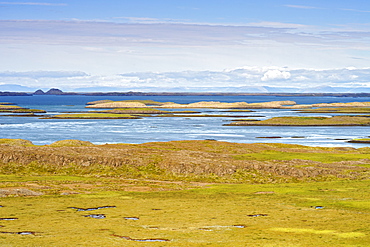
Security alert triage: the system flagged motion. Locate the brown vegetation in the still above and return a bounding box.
[0,139,368,183]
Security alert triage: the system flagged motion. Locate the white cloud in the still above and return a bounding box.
[340,8,370,13]
[1,67,370,92]
[0,71,88,78]
[0,20,370,75]
[284,5,321,10]
[247,22,310,29]
[261,70,291,81]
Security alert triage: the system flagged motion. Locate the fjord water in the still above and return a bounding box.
[1,95,370,147]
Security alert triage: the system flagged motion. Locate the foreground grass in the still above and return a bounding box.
[0,139,369,246]
[0,177,369,246]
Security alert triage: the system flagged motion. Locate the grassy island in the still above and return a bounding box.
[48,113,141,119]
[225,116,370,126]
[0,103,46,114]
[0,139,369,246]
[86,100,299,109]
[348,138,370,143]
[299,107,370,114]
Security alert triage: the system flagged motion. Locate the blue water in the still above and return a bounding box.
[1,95,370,147]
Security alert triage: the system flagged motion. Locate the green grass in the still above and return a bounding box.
[233,150,370,163]
[0,178,369,246]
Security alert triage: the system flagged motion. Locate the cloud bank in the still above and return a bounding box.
[1,67,369,93]
[0,19,370,92]
[0,20,369,75]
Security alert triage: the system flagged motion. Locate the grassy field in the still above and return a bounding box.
[0,139,369,246]
[0,177,369,246]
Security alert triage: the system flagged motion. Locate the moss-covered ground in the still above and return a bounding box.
[0,177,369,246]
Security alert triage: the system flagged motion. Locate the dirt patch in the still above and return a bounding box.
[0,188,43,197]
[112,234,170,242]
[69,206,116,211]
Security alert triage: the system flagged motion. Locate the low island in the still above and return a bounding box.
[225,116,370,126]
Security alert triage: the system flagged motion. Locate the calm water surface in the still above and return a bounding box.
[1,95,370,147]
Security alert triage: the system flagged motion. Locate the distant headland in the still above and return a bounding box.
[2,88,370,97]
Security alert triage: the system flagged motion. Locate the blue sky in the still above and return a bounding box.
[1,0,369,26]
[0,0,370,91]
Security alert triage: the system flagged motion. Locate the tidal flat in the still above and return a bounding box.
[0,139,369,246]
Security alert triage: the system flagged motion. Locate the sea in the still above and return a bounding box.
[1,94,370,147]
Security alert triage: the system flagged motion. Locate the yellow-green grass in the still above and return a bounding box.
[226,116,370,126]
[93,108,169,114]
[86,99,170,106]
[94,109,201,114]
[8,109,46,113]
[299,107,370,113]
[48,140,94,147]
[153,114,252,118]
[348,138,370,143]
[0,138,34,146]
[116,100,172,105]
[0,178,369,246]
[233,150,370,164]
[0,103,46,114]
[48,113,141,119]
[0,104,21,110]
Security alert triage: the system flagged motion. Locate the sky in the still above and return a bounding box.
[0,0,370,92]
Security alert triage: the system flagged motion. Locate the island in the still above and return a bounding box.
[225,116,370,126]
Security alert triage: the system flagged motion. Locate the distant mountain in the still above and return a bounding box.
[45,88,64,95]
[33,89,45,95]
